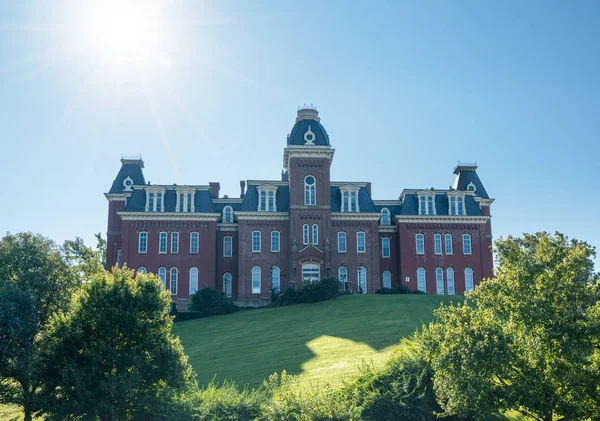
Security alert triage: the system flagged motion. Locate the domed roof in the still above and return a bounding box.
[287,108,330,146]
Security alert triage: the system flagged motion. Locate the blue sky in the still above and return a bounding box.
[0,0,598,269]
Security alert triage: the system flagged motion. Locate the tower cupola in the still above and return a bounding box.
[287,105,330,146]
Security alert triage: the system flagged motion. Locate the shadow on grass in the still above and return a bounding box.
[174,294,461,388]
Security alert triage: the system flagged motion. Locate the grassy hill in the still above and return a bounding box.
[174,294,461,388]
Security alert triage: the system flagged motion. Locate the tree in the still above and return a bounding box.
[37,267,196,420]
[63,232,106,279]
[0,232,78,421]
[421,232,600,421]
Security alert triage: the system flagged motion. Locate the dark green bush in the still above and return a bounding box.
[411,289,426,294]
[272,287,299,307]
[189,288,238,317]
[272,278,341,306]
[375,285,411,294]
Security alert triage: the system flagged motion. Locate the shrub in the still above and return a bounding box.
[272,287,299,307]
[272,278,341,306]
[375,285,411,294]
[411,289,426,294]
[189,288,238,317]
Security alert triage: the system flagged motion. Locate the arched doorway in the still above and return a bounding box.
[301,262,320,283]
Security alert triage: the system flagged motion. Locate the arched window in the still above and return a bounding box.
[465,267,474,293]
[189,267,198,295]
[415,234,424,255]
[447,268,455,295]
[445,234,453,254]
[223,236,233,257]
[223,273,232,297]
[383,270,391,289]
[380,208,391,225]
[338,266,348,290]
[357,231,366,253]
[116,249,122,268]
[190,232,199,254]
[252,231,261,252]
[137,267,147,274]
[302,263,321,283]
[303,224,310,245]
[357,266,367,294]
[312,224,319,245]
[304,175,316,205]
[436,267,444,295]
[271,266,280,293]
[159,232,167,254]
[337,232,347,253]
[171,232,179,254]
[271,231,280,252]
[223,206,234,223]
[158,267,167,288]
[138,232,148,253]
[417,267,426,292]
[252,266,261,294]
[381,237,390,258]
[434,234,442,255]
[169,267,178,295]
[463,234,472,255]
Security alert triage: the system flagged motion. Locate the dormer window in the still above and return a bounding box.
[257,185,277,212]
[417,192,436,215]
[145,187,165,212]
[123,176,133,192]
[448,193,466,216]
[222,206,234,223]
[340,185,360,212]
[176,189,195,212]
[380,208,391,225]
[467,182,476,192]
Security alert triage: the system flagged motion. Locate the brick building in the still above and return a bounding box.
[105,107,494,308]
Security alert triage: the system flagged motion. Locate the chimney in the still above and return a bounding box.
[240,180,246,198]
[209,182,220,199]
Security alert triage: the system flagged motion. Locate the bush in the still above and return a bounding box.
[272,287,299,307]
[272,278,341,307]
[411,289,426,294]
[189,288,238,317]
[375,285,411,294]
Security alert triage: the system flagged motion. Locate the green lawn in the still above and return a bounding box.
[174,294,461,388]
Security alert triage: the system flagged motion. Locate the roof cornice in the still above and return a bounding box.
[331,212,381,221]
[235,212,289,220]
[105,193,130,201]
[283,147,335,169]
[118,212,220,221]
[394,215,490,224]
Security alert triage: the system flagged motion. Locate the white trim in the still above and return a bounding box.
[118,212,220,221]
[445,233,453,255]
[434,233,442,255]
[171,232,179,254]
[138,231,148,254]
[356,231,366,253]
[189,267,199,295]
[312,224,318,245]
[283,147,335,169]
[223,273,232,297]
[337,231,347,253]
[331,213,381,221]
[372,200,402,205]
[357,266,367,294]
[251,266,261,294]
[169,267,178,295]
[123,176,134,192]
[104,193,130,201]
[340,184,361,212]
[436,267,444,295]
[474,197,495,206]
[190,232,199,254]
[252,230,261,252]
[446,267,455,295]
[395,215,490,224]
[217,223,238,231]
[378,226,397,233]
[417,267,426,292]
[415,233,425,255]
[158,231,167,254]
[381,237,390,258]
[271,231,280,252]
[462,234,472,255]
[222,206,235,223]
[235,212,289,220]
[257,184,278,212]
[380,208,391,225]
[304,175,316,206]
[382,270,392,289]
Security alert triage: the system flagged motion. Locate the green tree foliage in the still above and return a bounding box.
[63,232,106,279]
[421,232,600,421]
[36,268,196,420]
[189,288,238,317]
[0,232,77,421]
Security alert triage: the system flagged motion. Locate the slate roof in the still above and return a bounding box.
[398,193,483,216]
[240,185,291,212]
[330,187,377,212]
[212,202,243,213]
[124,188,215,213]
[108,163,145,194]
[288,118,330,146]
[453,169,490,199]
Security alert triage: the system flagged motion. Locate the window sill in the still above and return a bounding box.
[252,250,261,253]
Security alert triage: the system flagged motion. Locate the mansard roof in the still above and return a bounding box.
[108,159,145,194]
[398,192,483,216]
[288,108,330,146]
[452,164,490,199]
[330,186,377,212]
[241,184,291,212]
[124,187,215,213]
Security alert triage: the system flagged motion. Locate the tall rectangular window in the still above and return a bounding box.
[419,196,426,215]
[303,224,309,245]
[449,196,457,215]
[434,234,442,255]
[223,236,232,257]
[338,232,347,253]
[382,237,390,258]
[427,196,434,215]
[169,268,178,295]
[436,267,444,295]
[268,191,275,212]
[463,234,472,255]
[171,232,179,254]
[350,191,357,212]
[445,234,453,254]
[457,197,464,215]
[343,191,349,212]
[416,234,424,255]
[138,232,148,253]
[178,193,185,212]
[156,193,163,212]
[271,231,280,252]
[252,266,261,294]
[159,232,167,254]
[190,232,199,254]
[187,193,193,212]
[148,193,155,212]
[260,191,266,211]
[252,231,261,252]
[357,232,366,253]
[312,224,318,245]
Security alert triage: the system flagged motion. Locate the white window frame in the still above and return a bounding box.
[445,234,453,255]
[463,234,472,255]
[436,267,444,295]
[223,236,233,257]
[382,237,390,258]
[338,266,348,288]
[447,267,455,295]
[271,231,280,252]
[223,273,232,297]
[357,266,367,294]
[303,224,310,246]
[434,234,442,255]
[417,192,436,215]
[271,266,280,293]
[137,267,147,274]
[170,267,178,295]
[380,208,391,225]
[176,189,196,213]
[251,266,261,294]
[159,232,167,254]
[252,231,261,252]
[338,231,347,253]
[312,224,318,245]
[257,185,278,212]
[383,270,391,289]
[158,267,167,288]
[340,185,360,212]
[465,267,474,293]
[447,193,466,216]
[417,267,426,292]
[189,267,199,295]
[138,232,148,254]
[171,232,179,254]
[190,232,199,254]
[302,263,321,283]
[145,187,165,212]
[304,175,316,206]
[415,233,424,255]
[222,206,234,223]
[357,231,366,253]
